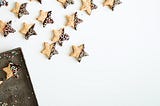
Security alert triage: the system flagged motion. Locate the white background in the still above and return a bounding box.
[0,0,160,106]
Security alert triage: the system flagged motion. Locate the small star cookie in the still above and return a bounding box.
[41,42,58,60]
[30,0,42,4]
[57,0,74,9]
[52,28,70,46]
[66,12,83,30]
[103,0,121,11]
[0,20,16,37]
[80,0,97,15]
[37,10,54,27]
[11,2,29,18]
[20,22,37,40]
[70,44,88,62]
[0,0,8,7]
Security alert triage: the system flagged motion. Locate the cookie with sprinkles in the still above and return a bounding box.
[20,22,37,40]
[11,2,29,18]
[0,20,16,37]
[0,0,8,7]
[30,0,42,4]
[66,12,83,30]
[103,0,121,11]
[37,10,54,27]
[57,0,74,9]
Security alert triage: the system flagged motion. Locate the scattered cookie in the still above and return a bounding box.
[37,10,54,27]
[103,0,121,11]
[0,0,8,7]
[70,44,88,62]
[52,28,70,46]
[20,22,37,40]
[30,0,42,4]
[66,12,83,30]
[41,42,58,60]
[57,0,74,9]
[0,20,16,37]
[11,2,29,18]
[80,0,97,15]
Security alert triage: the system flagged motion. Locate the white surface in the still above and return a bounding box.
[0,0,160,106]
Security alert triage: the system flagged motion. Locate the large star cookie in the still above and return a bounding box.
[37,10,54,27]
[70,44,88,62]
[66,12,83,30]
[103,0,121,11]
[41,42,58,60]
[0,20,16,37]
[20,22,37,40]
[80,0,97,15]
[52,28,70,46]
[0,0,8,7]
[11,2,29,18]
[57,0,74,9]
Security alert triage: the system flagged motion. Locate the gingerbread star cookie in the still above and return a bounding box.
[103,0,121,11]
[41,42,58,60]
[66,12,83,30]
[0,0,8,7]
[80,0,97,15]
[52,28,70,46]
[57,0,74,9]
[30,0,42,4]
[70,44,88,62]
[11,2,29,18]
[37,10,54,27]
[0,20,16,37]
[20,22,37,40]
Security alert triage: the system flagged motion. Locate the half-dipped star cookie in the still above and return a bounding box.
[0,20,16,37]
[20,22,37,40]
[37,10,54,27]
[70,44,88,62]
[11,2,29,18]
[52,28,70,46]
[66,12,83,30]
[0,0,8,7]
[80,0,97,15]
[103,0,121,11]
[57,0,74,9]
[30,0,42,4]
[41,42,58,60]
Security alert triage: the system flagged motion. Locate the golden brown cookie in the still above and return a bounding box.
[3,64,13,80]
[66,12,83,30]
[70,44,88,62]
[103,0,121,11]
[57,0,74,9]
[80,0,97,15]
[41,42,58,60]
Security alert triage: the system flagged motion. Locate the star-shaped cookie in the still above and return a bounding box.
[57,0,74,9]
[103,0,121,11]
[37,10,54,27]
[41,42,58,60]
[30,0,42,4]
[20,22,37,40]
[0,20,16,37]
[70,44,88,62]
[0,0,8,7]
[80,0,97,15]
[11,2,29,18]
[66,12,83,30]
[52,28,70,46]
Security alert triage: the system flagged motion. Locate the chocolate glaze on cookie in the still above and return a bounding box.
[74,12,83,30]
[0,0,8,7]
[18,3,29,18]
[25,24,37,40]
[3,21,16,37]
[43,11,54,27]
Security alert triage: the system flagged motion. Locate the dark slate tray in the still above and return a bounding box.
[0,48,38,106]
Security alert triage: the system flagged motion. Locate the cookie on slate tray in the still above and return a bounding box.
[41,42,58,60]
[20,22,37,40]
[57,0,74,9]
[70,44,88,62]
[11,2,29,18]
[0,20,16,37]
[37,10,54,27]
[30,0,42,4]
[103,0,121,11]
[0,0,8,7]
[52,28,70,46]
[66,12,83,30]
[80,0,97,15]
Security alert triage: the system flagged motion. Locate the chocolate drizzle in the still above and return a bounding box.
[43,11,54,27]
[25,24,37,40]
[63,0,74,9]
[48,43,58,60]
[9,62,20,78]
[58,28,70,46]
[3,21,16,37]
[77,46,88,62]
[18,3,29,18]
[91,0,97,10]
[74,12,83,30]
[0,0,8,7]
[111,0,121,11]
